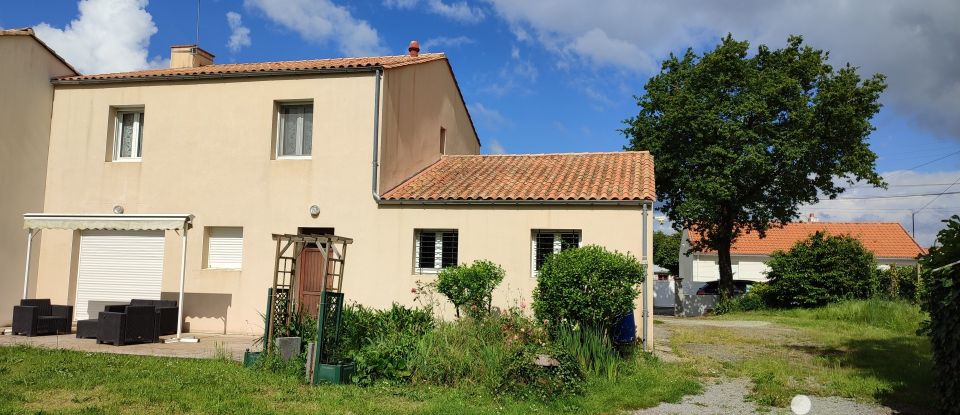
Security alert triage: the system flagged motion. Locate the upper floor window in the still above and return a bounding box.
[532,230,581,274]
[415,229,458,274]
[277,102,313,158]
[114,109,144,161]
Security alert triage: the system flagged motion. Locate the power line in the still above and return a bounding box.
[802,207,957,212]
[916,174,960,214]
[850,182,959,188]
[902,148,960,171]
[822,191,960,200]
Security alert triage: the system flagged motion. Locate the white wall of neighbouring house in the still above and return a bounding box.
[0,34,75,326]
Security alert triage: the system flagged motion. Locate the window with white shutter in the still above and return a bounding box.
[206,227,244,269]
[532,230,582,276]
[414,229,458,274]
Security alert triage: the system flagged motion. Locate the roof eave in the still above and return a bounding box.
[377,198,654,206]
[52,66,382,85]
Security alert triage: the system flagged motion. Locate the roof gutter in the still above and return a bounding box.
[376,199,654,206]
[371,68,383,203]
[52,66,381,85]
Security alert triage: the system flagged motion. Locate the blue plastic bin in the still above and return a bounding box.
[612,313,636,345]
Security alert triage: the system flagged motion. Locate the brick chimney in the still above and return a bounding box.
[170,45,215,68]
[408,40,420,57]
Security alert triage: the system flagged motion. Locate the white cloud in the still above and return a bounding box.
[802,170,960,247]
[468,103,509,130]
[479,45,537,97]
[245,0,385,56]
[486,138,506,154]
[226,12,251,53]
[426,0,485,23]
[421,35,473,52]
[33,0,161,74]
[487,0,960,140]
[384,0,485,24]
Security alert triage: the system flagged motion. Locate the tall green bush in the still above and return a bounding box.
[533,245,644,331]
[436,260,505,318]
[765,231,877,308]
[876,264,920,302]
[919,215,960,415]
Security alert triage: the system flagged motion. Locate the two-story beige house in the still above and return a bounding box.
[6,37,655,343]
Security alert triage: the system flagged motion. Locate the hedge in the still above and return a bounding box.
[919,215,960,415]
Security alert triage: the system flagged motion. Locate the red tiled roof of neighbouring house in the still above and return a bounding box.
[381,152,655,202]
[687,222,925,259]
[54,53,447,82]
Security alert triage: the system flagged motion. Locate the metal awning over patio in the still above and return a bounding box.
[23,213,193,231]
[21,213,195,342]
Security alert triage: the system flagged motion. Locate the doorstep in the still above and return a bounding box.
[1,327,11,335]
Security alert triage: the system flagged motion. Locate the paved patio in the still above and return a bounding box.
[0,329,259,361]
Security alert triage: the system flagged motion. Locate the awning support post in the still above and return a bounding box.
[22,229,38,299]
[166,223,198,343]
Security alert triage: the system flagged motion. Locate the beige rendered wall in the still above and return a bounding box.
[379,60,480,192]
[35,70,649,336]
[0,36,75,326]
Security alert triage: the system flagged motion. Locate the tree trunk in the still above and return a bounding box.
[717,237,735,299]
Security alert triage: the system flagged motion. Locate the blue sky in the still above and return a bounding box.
[1,0,957,245]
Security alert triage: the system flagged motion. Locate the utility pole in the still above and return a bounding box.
[911,211,916,239]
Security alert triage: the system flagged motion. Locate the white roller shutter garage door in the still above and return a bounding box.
[75,230,165,320]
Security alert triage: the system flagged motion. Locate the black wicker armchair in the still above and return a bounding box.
[103,299,179,336]
[96,305,158,346]
[130,299,179,335]
[12,299,73,336]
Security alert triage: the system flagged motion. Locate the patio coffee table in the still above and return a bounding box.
[76,319,98,339]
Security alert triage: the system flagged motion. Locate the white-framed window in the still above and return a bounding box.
[113,109,145,161]
[414,229,458,274]
[205,227,244,269]
[277,102,313,158]
[532,230,582,275]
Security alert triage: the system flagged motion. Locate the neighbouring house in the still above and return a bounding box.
[0,29,77,326]
[652,265,676,308]
[4,38,656,340]
[676,221,925,315]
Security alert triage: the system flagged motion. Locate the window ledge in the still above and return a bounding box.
[111,158,142,163]
[276,156,312,160]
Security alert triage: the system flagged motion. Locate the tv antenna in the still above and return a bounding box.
[195,0,201,47]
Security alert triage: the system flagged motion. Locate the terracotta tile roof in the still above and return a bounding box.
[0,28,79,75]
[55,53,446,82]
[381,152,655,202]
[688,222,925,259]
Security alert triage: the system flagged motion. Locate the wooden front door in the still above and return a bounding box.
[297,247,333,316]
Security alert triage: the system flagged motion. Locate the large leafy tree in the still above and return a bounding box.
[624,35,886,297]
[653,231,681,276]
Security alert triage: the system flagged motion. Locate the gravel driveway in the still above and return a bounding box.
[640,317,903,415]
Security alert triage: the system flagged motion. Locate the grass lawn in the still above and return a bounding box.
[0,345,697,415]
[671,299,934,412]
